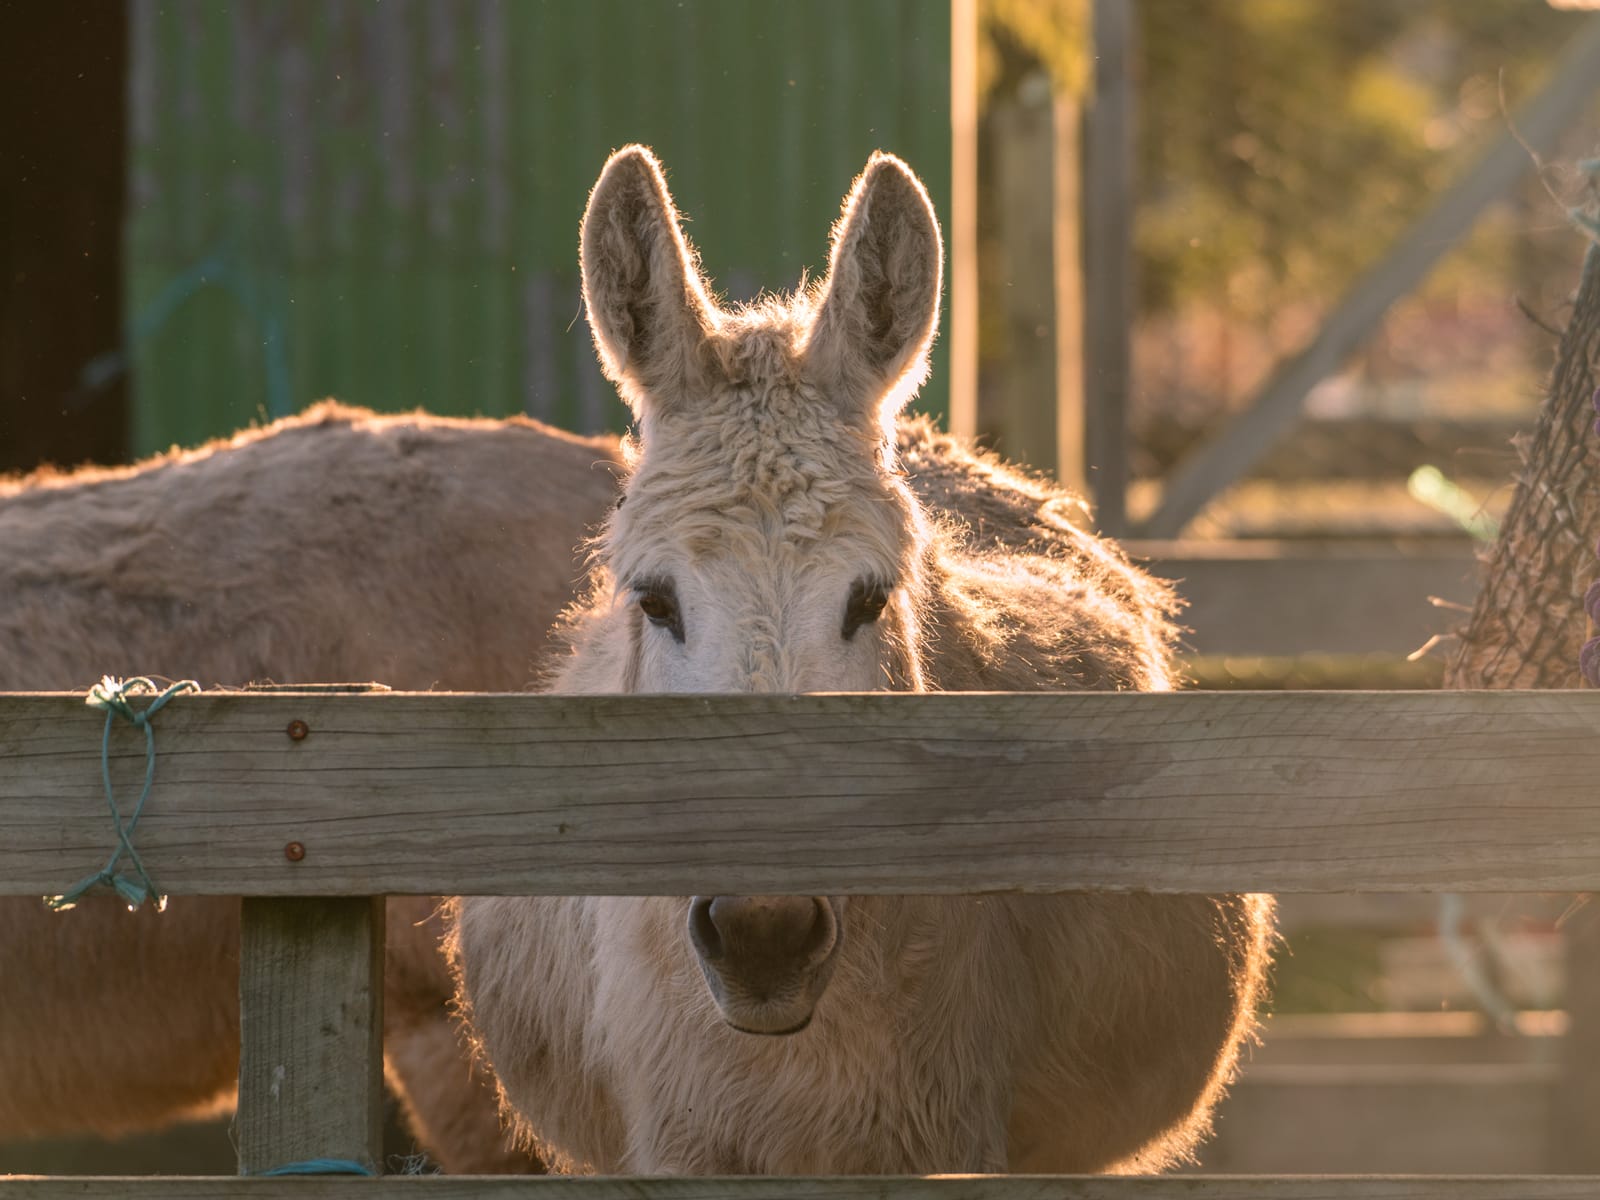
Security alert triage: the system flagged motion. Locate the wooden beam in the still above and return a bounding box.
[236,897,384,1176]
[7,1175,1600,1199]
[1556,903,1600,1170]
[1250,1010,1564,1067]
[1138,15,1600,538]
[1053,88,1086,496]
[8,691,1600,895]
[1274,891,1568,931]
[1128,538,1480,656]
[991,79,1061,476]
[947,0,979,440]
[1205,1064,1555,1174]
[1081,0,1135,534]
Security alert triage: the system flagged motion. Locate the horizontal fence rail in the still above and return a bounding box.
[5,690,1600,895]
[9,690,1600,1197]
[8,1175,1600,1197]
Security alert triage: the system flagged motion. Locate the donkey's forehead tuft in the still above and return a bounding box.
[612,368,909,565]
[715,317,806,382]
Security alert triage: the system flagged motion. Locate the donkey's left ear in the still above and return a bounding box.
[805,152,943,421]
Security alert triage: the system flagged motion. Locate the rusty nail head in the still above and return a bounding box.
[284,841,306,862]
[287,719,309,741]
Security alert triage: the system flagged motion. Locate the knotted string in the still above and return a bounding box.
[47,676,200,913]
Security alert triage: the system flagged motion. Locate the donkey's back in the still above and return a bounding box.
[0,402,623,690]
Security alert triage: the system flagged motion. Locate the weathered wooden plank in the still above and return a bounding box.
[1556,903,1600,1170]
[1052,89,1085,499]
[6,1176,1600,1198]
[1129,539,1479,656]
[1080,0,1134,534]
[6,690,1600,896]
[1249,1010,1563,1068]
[1273,892,1568,931]
[236,897,384,1176]
[1204,1066,1555,1174]
[990,81,1062,478]
[948,0,979,441]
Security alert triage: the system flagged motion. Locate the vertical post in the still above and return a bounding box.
[1053,87,1086,496]
[948,0,979,441]
[1557,903,1600,1171]
[992,76,1060,478]
[1081,0,1134,534]
[238,897,386,1176]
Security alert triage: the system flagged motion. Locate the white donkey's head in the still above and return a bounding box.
[574,145,944,1033]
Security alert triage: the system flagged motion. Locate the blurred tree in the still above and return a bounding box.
[977,0,1585,319]
[1135,1,1580,319]
[980,0,1090,103]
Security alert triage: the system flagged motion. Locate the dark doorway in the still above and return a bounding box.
[0,1,128,472]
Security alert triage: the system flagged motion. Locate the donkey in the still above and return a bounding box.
[0,383,1206,1174]
[0,403,625,1172]
[0,396,1150,1172]
[449,147,1273,1175]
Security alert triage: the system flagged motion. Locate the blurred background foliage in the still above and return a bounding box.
[981,0,1577,316]
[1135,1,1574,320]
[976,0,1597,485]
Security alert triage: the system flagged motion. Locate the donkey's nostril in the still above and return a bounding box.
[795,897,835,962]
[687,897,845,1035]
[699,895,835,970]
[687,896,723,961]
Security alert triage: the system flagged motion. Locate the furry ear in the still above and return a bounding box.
[805,152,943,423]
[580,145,719,414]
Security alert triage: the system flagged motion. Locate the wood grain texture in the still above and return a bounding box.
[236,898,384,1175]
[991,86,1062,478]
[6,1176,1600,1199]
[6,690,1600,896]
[1129,540,1478,656]
[1203,1065,1554,1174]
[1556,903,1600,1171]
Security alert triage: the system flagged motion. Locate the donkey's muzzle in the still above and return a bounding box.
[687,895,844,1035]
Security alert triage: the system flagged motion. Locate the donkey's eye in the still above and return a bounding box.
[842,579,892,640]
[635,580,685,644]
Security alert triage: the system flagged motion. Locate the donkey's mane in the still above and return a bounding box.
[896,416,1180,693]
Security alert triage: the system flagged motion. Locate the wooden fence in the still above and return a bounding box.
[6,688,1600,1195]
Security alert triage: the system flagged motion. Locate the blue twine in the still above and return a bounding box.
[252,1159,376,1177]
[76,239,293,420]
[46,676,200,913]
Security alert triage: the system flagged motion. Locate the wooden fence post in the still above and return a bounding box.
[237,896,385,1176]
[990,76,1062,480]
[1082,0,1134,535]
[949,0,979,443]
[1557,901,1600,1171]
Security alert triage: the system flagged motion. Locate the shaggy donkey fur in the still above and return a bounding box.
[450,146,1273,1175]
[0,400,1175,1171]
[0,404,623,1171]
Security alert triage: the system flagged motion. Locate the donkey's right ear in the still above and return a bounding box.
[580,146,719,415]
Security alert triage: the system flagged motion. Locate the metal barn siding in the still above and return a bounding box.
[126,0,951,455]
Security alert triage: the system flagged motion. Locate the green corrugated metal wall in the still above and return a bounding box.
[126,0,951,454]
